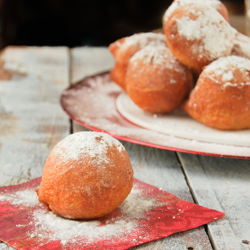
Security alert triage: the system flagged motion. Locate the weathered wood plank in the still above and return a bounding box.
[125,142,213,250]
[178,152,250,250]
[70,46,114,140]
[70,47,114,84]
[71,47,213,249]
[0,46,70,249]
[0,244,15,250]
[0,46,70,186]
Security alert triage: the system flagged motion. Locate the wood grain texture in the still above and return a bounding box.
[0,46,70,248]
[178,152,250,250]
[0,244,15,250]
[70,47,114,84]
[71,47,213,249]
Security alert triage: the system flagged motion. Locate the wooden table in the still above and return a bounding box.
[0,46,249,250]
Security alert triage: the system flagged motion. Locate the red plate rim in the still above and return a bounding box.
[60,72,250,160]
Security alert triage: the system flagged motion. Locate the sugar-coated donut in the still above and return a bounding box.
[182,55,250,130]
[36,132,134,220]
[126,45,193,114]
[163,3,236,69]
[163,0,229,23]
[109,32,166,90]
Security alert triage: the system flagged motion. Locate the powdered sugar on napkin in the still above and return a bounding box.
[0,182,160,245]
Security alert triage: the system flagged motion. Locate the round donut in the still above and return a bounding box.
[163,0,229,23]
[109,32,167,91]
[163,3,236,69]
[36,132,134,220]
[182,55,250,130]
[126,45,193,114]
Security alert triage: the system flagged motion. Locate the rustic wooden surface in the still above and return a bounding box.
[178,153,250,250]
[0,46,70,250]
[0,46,249,250]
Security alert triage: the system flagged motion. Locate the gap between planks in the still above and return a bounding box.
[177,152,250,250]
[176,152,215,249]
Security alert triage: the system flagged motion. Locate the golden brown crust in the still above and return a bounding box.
[126,45,193,114]
[37,132,134,220]
[216,1,229,22]
[182,56,250,130]
[163,3,236,69]
[108,32,167,91]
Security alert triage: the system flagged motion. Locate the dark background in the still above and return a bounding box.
[0,0,245,50]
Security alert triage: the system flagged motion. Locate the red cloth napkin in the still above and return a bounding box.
[0,177,224,249]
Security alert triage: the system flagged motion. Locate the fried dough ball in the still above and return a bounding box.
[163,3,236,69]
[109,32,167,90]
[126,45,193,114]
[163,0,229,23]
[36,132,134,220]
[182,55,250,130]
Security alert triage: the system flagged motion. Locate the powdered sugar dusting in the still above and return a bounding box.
[163,0,222,22]
[175,4,236,60]
[32,209,136,243]
[222,71,233,82]
[31,185,159,243]
[204,55,250,87]
[0,189,40,207]
[130,45,171,66]
[0,182,161,246]
[120,189,157,219]
[121,32,166,51]
[52,131,125,165]
[231,33,250,60]
[130,45,186,75]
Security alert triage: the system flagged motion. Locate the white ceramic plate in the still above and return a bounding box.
[61,72,250,159]
[116,92,250,147]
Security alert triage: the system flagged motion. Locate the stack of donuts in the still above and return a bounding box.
[109,0,250,130]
